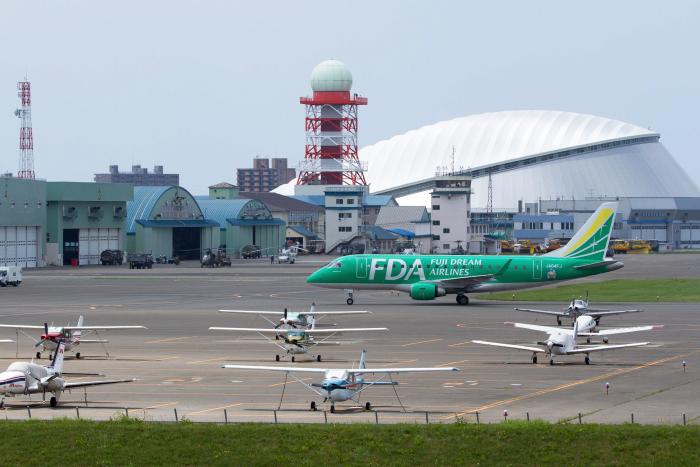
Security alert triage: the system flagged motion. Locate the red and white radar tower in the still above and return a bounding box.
[296,60,367,185]
[15,79,35,179]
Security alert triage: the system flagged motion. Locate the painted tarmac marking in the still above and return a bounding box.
[446,349,700,419]
[186,403,243,416]
[400,338,442,347]
[145,336,197,344]
[188,357,228,364]
[438,359,470,367]
[448,341,472,348]
[144,401,178,410]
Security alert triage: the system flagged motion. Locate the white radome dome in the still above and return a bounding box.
[310,59,353,92]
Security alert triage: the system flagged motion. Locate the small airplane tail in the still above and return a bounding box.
[309,302,316,316]
[543,202,617,262]
[49,341,65,374]
[359,349,367,369]
[309,315,316,331]
[572,319,579,342]
[74,315,84,338]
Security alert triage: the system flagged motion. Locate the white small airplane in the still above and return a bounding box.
[0,315,148,359]
[473,320,659,365]
[222,349,458,413]
[515,295,643,327]
[218,302,371,329]
[277,244,307,264]
[0,341,134,408]
[210,317,387,362]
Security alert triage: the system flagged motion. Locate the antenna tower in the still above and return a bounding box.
[15,80,35,179]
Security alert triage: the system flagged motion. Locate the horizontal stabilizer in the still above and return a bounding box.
[472,339,543,353]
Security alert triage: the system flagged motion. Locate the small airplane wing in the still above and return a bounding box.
[63,378,136,389]
[308,328,387,333]
[585,309,644,317]
[514,308,567,317]
[579,325,662,336]
[221,364,327,373]
[347,367,458,374]
[567,342,650,354]
[300,311,371,316]
[507,322,572,335]
[218,310,283,316]
[472,340,543,353]
[0,324,45,330]
[0,339,14,343]
[63,326,148,331]
[209,327,283,333]
[76,339,110,344]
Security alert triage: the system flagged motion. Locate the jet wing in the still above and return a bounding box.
[218,310,283,315]
[63,326,147,331]
[507,322,573,335]
[0,324,44,330]
[567,342,650,354]
[585,309,644,317]
[347,367,458,374]
[578,325,662,336]
[472,340,543,353]
[515,308,567,317]
[428,260,512,290]
[222,364,327,373]
[63,378,135,389]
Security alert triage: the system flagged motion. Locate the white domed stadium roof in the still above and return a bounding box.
[310,59,353,92]
[276,110,698,208]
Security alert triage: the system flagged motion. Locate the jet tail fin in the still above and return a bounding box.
[49,341,65,374]
[543,202,617,262]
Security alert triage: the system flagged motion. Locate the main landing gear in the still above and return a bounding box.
[456,294,469,306]
[584,356,590,365]
[310,401,317,411]
[36,351,41,359]
[531,354,538,364]
[345,289,354,306]
[49,396,58,408]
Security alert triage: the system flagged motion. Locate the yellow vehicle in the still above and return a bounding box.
[628,239,651,254]
[500,240,513,253]
[610,239,629,254]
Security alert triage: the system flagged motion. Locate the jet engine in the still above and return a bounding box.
[409,283,446,300]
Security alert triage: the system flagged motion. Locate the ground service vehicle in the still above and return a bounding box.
[100,249,124,265]
[127,253,154,269]
[0,267,22,287]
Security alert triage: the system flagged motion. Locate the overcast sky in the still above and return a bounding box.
[1,1,698,194]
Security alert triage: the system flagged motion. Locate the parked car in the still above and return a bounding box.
[241,245,262,259]
[100,249,124,265]
[127,253,154,269]
[0,266,22,287]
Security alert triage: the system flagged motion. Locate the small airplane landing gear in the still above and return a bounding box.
[603,337,609,344]
[456,294,469,306]
[291,356,296,362]
[586,338,591,344]
[75,352,81,359]
[310,401,317,411]
[316,355,322,362]
[275,355,280,362]
[365,401,371,411]
[49,396,58,408]
[549,359,554,366]
[585,356,590,365]
[557,318,562,326]
[330,404,336,413]
[531,354,538,364]
[35,351,41,359]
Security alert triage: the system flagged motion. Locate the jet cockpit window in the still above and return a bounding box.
[326,261,343,269]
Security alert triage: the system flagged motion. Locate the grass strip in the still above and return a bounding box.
[0,419,699,466]
[477,278,700,302]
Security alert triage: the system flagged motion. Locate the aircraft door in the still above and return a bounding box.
[356,256,368,279]
[532,258,542,279]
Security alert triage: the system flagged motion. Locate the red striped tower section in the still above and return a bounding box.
[297,60,367,186]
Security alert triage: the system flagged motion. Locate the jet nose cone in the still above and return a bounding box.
[306,269,321,284]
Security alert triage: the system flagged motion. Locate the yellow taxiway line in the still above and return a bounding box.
[446,349,700,419]
[268,377,312,388]
[401,338,442,347]
[186,403,243,416]
[145,336,197,344]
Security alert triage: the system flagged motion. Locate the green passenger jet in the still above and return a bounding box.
[307,202,623,305]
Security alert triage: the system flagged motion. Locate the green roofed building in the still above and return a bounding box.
[197,198,285,258]
[127,186,219,260]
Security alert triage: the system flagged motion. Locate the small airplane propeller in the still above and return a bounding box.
[35,322,51,348]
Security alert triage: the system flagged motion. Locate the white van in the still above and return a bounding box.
[0,266,22,287]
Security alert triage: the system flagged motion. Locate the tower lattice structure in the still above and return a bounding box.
[296,92,367,186]
[15,80,35,179]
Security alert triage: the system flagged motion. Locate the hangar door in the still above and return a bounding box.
[79,228,121,265]
[0,226,40,268]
